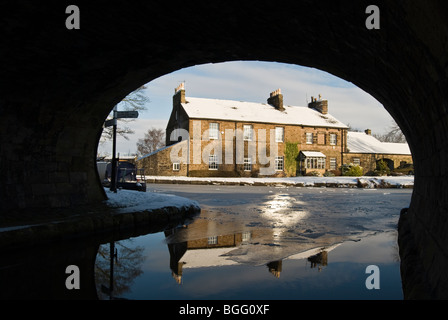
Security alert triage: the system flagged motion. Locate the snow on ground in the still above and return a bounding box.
[104,187,200,213]
[143,175,414,188]
[0,190,200,233]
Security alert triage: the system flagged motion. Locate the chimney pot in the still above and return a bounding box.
[267,88,284,111]
[173,83,186,104]
[308,95,328,114]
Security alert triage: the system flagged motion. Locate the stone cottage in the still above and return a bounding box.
[346,129,412,174]
[138,84,353,177]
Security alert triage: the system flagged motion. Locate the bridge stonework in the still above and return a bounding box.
[1,1,448,298]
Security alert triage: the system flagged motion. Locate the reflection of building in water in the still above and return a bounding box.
[164,226,257,284]
[307,250,328,272]
[267,260,282,278]
[164,236,187,284]
[164,214,264,284]
[164,212,340,283]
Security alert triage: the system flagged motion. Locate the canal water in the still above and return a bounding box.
[94,184,411,300]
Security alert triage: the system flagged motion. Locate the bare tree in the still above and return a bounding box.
[95,240,145,300]
[346,123,362,132]
[136,127,166,156]
[99,85,150,145]
[373,120,406,143]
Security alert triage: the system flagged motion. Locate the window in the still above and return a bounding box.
[173,162,180,171]
[209,154,218,170]
[353,158,361,166]
[305,157,326,169]
[275,127,284,142]
[209,122,219,139]
[330,133,337,145]
[330,158,337,170]
[242,231,251,242]
[243,125,253,141]
[275,156,284,171]
[244,157,252,171]
[208,236,218,245]
[306,132,313,144]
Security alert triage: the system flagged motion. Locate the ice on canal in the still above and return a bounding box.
[153,185,410,267]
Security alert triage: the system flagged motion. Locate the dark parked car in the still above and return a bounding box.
[101,160,146,192]
[391,163,414,176]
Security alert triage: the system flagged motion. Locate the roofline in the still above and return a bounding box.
[347,151,412,155]
[186,116,349,129]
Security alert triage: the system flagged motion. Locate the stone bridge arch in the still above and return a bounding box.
[1,1,447,298]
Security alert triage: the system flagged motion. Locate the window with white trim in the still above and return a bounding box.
[244,157,252,171]
[243,125,253,141]
[209,122,219,140]
[306,132,313,144]
[353,158,361,166]
[275,156,284,171]
[330,133,337,145]
[305,157,326,169]
[275,127,284,142]
[209,154,218,170]
[330,158,337,170]
[173,162,180,171]
[208,236,218,245]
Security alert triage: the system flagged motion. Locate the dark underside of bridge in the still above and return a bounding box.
[1,1,448,299]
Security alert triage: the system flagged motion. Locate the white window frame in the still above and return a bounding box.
[173,162,180,171]
[243,157,252,171]
[275,156,284,171]
[353,158,361,166]
[330,133,337,146]
[209,154,218,170]
[305,157,326,169]
[243,124,253,141]
[242,231,251,242]
[306,132,313,144]
[275,127,284,142]
[209,122,219,140]
[330,158,337,170]
[208,236,218,245]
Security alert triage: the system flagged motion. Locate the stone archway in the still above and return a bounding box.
[377,158,394,172]
[1,1,447,298]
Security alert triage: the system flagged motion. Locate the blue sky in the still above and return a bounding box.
[97,61,395,156]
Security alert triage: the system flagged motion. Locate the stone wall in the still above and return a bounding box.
[177,118,347,177]
[137,141,188,176]
[346,153,413,174]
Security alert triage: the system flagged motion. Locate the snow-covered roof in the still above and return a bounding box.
[181,97,348,128]
[137,140,187,161]
[301,151,327,158]
[179,247,238,268]
[347,132,411,155]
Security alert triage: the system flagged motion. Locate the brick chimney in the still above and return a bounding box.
[308,94,328,114]
[267,88,284,111]
[173,82,186,105]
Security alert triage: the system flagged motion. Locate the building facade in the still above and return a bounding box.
[346,130,413,174]
[137,84,412,177]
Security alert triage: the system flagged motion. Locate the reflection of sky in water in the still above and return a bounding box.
[96,186,411,300]
[118,231,402,300]
[261,193,308,243]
